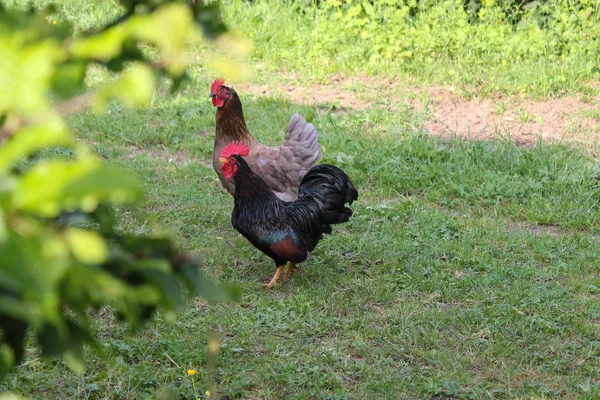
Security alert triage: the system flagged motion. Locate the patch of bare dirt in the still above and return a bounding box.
[57,75,600,146]
[506,220,599,239]
[235,74,398,112]
[507,221,565,237]
[235,75,600,146]
[55,93,95,116]
[424,91,600,145]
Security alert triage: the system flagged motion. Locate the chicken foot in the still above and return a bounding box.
[265,265,285,288]
[282,263,297,283]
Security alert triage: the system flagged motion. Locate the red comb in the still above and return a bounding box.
[211,78,225,93]
[221,141,250,158]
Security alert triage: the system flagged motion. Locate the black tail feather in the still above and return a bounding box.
[298,164,358,227]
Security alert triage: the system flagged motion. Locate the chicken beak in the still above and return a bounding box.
[219,157,227,163]
[209,92,216,98]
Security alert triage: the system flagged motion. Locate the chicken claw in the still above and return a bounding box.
[282,263,297,283]
[265,265,285,288]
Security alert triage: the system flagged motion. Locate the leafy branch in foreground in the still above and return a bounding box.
[0,0,239,379]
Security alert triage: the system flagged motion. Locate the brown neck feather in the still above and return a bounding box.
[215,92,254,143]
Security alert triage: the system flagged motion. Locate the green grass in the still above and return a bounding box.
[3,74,600,398]
[4,0,600,398]
[219,0,600,98]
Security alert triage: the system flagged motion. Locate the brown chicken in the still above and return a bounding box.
[210,78,321,201]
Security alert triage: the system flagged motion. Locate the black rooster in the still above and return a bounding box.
[219,142,358,287]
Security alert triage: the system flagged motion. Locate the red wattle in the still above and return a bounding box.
[213,97,224,107]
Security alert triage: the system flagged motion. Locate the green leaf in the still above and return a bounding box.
[118,235,175,258]
[61,321,91,376]
[0,119,72,174]
[0,231,69,302]
[11,157,99,217]
[65,228,109,265]
[0,1,235,381]
[0,296,37,323]
[69,25,128,61]
[0,313,27,375]
[0,208,6,243]
[63,163,143,206]
[93,64,155,111]
[0,344,17,386]
[63,350,85,376]
[126,259,172,274]
[362,2,375,16]
[0,35,63,117]
[51,60,86,99]
[71,266,128,304]
[180,264,241,303]
[12,158,142,217]
[0,392,29,400]
[191,2,228,38]
[38,323,62,358]
[128,3,197,75]
[136,269,182,309]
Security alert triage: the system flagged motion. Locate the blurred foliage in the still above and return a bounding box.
[0,0,238,381]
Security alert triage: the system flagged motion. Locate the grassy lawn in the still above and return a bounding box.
[3,0,600,399]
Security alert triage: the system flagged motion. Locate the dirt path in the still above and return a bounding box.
[236,75,600,147]
[57,75,600,147]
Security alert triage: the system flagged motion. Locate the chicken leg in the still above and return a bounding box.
[265,265,285,288]
[282,263,297,283]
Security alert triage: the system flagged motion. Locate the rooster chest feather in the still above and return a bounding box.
[231,199,308,264]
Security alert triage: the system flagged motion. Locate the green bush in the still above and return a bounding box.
[0,0,236,380]
[312,0,598,70]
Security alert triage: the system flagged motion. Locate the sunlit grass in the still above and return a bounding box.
[220,0,600,98]
[2,69,600,398]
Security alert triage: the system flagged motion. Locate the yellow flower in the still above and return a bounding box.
[52,21,57,25]
[205,390,211,398]
[186,369,197,376]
